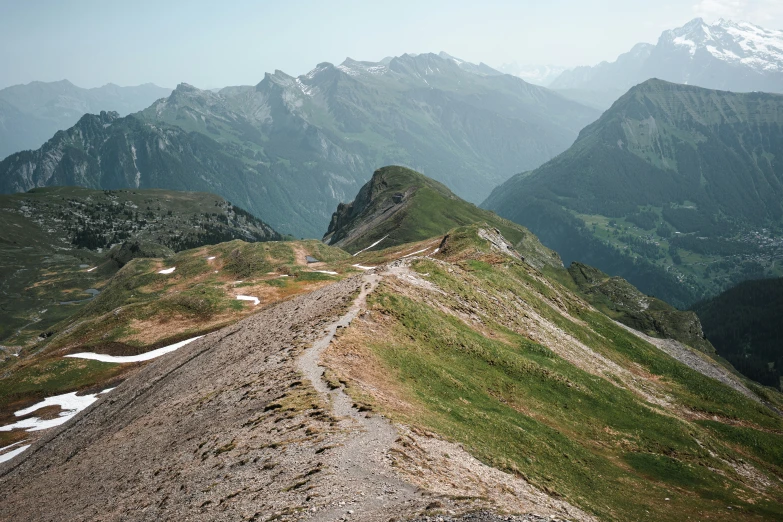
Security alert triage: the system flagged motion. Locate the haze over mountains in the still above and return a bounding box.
[2,12,783,519]
[550,18,783,109]
[0,80,171,159]
[0,52,599,238]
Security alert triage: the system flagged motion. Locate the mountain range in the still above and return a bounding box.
[550,18,783,109]
[484,79,783,308]
[0,80,171,160]
[0,53,600,238]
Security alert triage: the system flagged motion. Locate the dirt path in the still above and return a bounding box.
[297,272,426,520]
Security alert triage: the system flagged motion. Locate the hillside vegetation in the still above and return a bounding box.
[323,165,562,270]
[1,170,782,521]
[0,186,280,347]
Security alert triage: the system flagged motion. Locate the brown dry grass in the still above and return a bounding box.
[323,310,421,419]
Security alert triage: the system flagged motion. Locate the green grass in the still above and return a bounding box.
[0,358,124,412]
[347,245,783,521]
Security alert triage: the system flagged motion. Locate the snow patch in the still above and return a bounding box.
[0,388,115,433]
[401,248,429,259]
[352,264,376,270]
[352,235,389,256]
[65,336,203,363]
[237,295,260,306]
[86,267,97,272]
[0,445,30,463]
[158,267,176,274]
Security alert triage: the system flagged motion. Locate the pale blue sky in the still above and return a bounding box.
[1,0,781,89]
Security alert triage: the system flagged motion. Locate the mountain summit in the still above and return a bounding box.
[551,18,783,97]
[323,165,562,269]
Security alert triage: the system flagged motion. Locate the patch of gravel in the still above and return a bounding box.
[614,321,781,415]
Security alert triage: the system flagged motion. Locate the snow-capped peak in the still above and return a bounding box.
[662,18,783,72]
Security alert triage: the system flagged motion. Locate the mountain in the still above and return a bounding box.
[551,18,783,107]
[0,185,281,345]
[136,53,598,235]
[437,52,505,76]
[1,197,782,520]
[322,165,562,270]
[0,110,290,231]
[483,79,783,308]
[496,62,569,86]
[693,277,783,390]
[0,53,599,238]
[0,80,171,159]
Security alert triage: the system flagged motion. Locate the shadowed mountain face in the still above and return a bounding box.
[693,277,783,390]
[0,53,599,238]
[551,18,783,106]
[484,79,783,308]
[0,80,171,160]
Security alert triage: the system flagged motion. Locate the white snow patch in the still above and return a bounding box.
[207,256,216,260]
[0,387,115,433]
[158,267,176,274]
[0,440,27,453]
[352,264,376,270]
[310,270,338,275]
[65,336,203,364]
[0,445,30,463]
[237,295,260,306]
[401,248,429,259]
[352,235,389,256]
[86,267,97,272]
[673,36,697,55]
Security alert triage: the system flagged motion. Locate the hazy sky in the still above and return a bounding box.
[1,0,782,90]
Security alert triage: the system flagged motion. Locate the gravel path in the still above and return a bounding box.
[298,273,425,520]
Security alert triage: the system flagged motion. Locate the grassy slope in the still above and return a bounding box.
[0,186,280,346]
[327,166,561,270]
[330,226,783,521]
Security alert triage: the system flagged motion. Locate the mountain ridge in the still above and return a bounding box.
[1,52,600,238]
[483,78,783,307]
[0,80,171,159]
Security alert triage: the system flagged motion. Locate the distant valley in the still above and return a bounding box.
[484,79,783,308]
